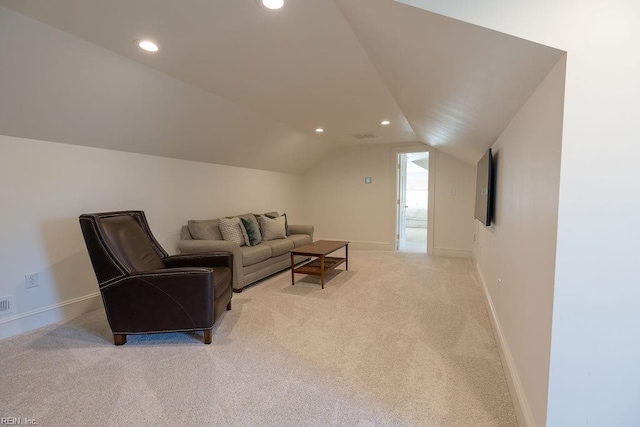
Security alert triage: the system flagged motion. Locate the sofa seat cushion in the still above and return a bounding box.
[261,238,294,257]
[239,244,272,267]
[288,234,312,248]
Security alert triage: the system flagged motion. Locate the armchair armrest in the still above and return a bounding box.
[177,240,243,290]
[163,252,232,269]
[101,268,215,333]
[289,224,314,238]
[177,239,239,254]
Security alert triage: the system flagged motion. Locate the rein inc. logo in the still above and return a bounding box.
[1,418,38,425]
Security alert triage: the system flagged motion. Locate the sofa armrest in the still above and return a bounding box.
[289,224,314,239]
[177,240,242,290]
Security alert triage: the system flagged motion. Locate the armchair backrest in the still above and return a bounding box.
[79,211,168,286]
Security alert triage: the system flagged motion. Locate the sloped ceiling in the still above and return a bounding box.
[0,0,564,172]
[335,0,565,163]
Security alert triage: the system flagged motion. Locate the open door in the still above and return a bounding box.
[397,151,429,253]
[397,154,408,250]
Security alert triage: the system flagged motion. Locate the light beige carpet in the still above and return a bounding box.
[0,251,517,426]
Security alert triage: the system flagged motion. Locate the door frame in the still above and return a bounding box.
[392,144,435,255]
[397,153,408,250]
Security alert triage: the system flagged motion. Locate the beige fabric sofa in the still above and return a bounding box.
[178,212,313,292]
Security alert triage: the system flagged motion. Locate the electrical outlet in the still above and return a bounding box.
[25,272,39,289]
[0,296,13,316]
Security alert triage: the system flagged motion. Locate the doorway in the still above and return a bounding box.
[397,151,429,253]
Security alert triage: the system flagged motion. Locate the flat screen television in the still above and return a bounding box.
[474,148,494,226]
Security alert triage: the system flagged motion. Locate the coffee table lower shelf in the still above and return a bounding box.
[293,256,345,276]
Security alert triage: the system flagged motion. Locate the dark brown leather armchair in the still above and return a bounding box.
[79,211,232,345]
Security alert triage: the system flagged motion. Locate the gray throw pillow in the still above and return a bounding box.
[265,212,289,236]
[241,217,262,246]
[218,217,250,246]
[257,215,286,241]
[238,213,260,234]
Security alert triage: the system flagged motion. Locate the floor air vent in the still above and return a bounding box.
[350,132,378,140]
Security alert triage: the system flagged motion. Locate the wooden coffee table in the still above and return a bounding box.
[290,240,349,289]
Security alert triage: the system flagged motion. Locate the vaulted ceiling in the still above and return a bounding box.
[0,0,564,172]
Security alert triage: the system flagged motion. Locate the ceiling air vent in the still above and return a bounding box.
[350,132,378,140]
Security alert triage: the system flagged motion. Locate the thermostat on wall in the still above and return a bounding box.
[364,177,372,184]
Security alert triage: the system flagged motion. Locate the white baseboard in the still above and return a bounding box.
[433,247,473,258]
[475,264,535,427]
[0,292,103,341]
[315,238,394,251]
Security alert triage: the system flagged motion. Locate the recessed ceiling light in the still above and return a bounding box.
[136,40,159,52]
[261,0,284,10]
[381,120,391,126]
[315,128,324,133]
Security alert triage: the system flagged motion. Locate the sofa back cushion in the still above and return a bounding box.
[188,219,222,240]
[180,225,193,240]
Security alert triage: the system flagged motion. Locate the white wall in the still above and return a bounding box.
[0,6,332,175]
[432,150,475,257]
[475,57,566,426]
[301,144,398,250]
[302,143,474,254]
[0,135,303,340]
[400,0,640,425]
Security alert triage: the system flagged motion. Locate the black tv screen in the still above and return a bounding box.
[474,148,493,226]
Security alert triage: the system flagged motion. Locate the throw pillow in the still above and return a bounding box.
[218,217,250,246]
[257,215,286,241]
[241,217,262,246]
[238,213,260,235]
[265,212,290,236]
[258,212,278,229]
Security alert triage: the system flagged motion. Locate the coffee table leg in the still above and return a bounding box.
[346,244,349,271]
[291,252,295,285]
[320,255,325,289]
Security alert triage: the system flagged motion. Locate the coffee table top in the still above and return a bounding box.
[291,240,349,256]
